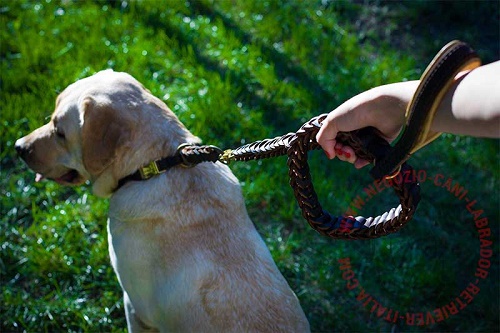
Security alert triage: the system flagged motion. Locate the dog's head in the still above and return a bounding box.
[15,70,199,197]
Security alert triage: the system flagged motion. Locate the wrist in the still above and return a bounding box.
[364,81,418,141]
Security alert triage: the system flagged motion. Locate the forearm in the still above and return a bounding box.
[369,61,500,138]
[432,61,500,137]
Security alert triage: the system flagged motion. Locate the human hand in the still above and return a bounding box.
[316,81,419,168]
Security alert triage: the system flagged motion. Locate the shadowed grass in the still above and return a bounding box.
[1,1,498,332]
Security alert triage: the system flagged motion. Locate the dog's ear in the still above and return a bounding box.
[81,98,131,176]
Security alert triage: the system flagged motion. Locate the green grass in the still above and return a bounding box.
[1,1,499,332]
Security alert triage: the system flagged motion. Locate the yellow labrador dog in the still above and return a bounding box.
[15,70,309,332]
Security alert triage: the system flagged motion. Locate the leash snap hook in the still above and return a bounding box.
[219,149,234,164]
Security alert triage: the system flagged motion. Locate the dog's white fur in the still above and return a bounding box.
[15,70,310,332]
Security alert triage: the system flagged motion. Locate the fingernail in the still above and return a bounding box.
[344,152,351,158]
[335,149,343,156]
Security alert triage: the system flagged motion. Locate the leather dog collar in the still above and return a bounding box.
[115,144,222,191]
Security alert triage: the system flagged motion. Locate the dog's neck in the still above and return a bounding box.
[91,121,200,198]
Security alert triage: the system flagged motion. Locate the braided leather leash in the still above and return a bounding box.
[218,119,420,239]
[175,122,419,240]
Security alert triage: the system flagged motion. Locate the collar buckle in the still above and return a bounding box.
[139,161,162,179]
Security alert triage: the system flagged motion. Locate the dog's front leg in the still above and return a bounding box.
[124,291,158,333]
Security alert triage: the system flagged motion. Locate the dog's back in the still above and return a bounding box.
[109,161,310,332]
